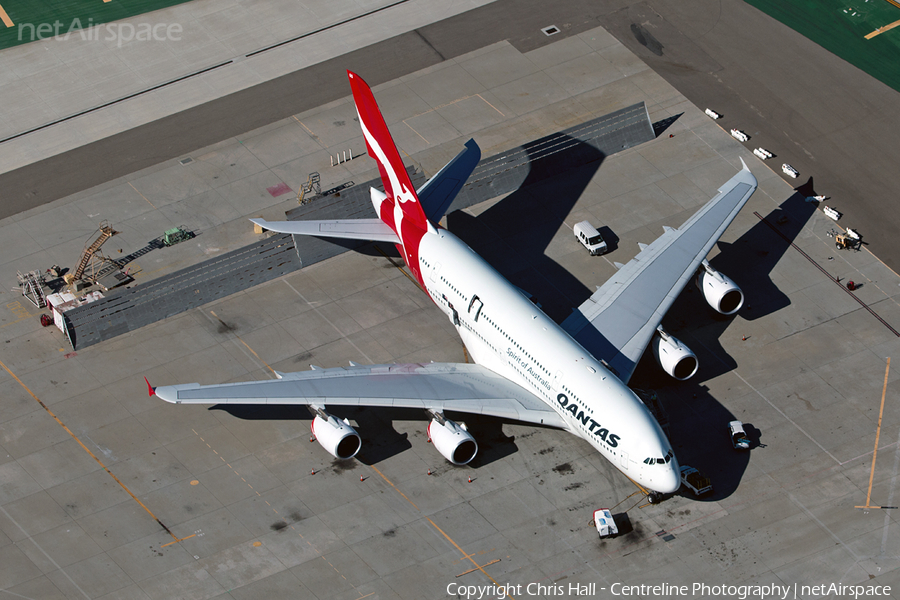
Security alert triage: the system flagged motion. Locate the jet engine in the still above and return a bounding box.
[696,260,743,315]
[427,411,478,465]
[310,407,361,460]
[652,327,698,380]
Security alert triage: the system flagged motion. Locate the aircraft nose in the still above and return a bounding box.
[656,457,681,494]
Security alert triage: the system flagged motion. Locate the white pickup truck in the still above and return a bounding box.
[680,465,713,497]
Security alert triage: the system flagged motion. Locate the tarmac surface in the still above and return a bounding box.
[2,3,900,600]
[2,0,900,273]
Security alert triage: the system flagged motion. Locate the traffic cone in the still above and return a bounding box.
[427,469,432,475]
[467,476,473,483]
[310,468,316,475]
[360,475,364,482]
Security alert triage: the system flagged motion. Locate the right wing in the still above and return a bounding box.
[154,362,567,429]
[562,161,758,382]
[249,218,400,243]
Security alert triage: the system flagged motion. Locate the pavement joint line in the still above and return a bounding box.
[690,335,842,465]
[880,426,900,555]
[374,245,423,291]
[476,94,505,117]
[0,587,39,600]
[403,120,430,144]
[0,357,183,542]
[368,464,511,594]
[160,533,196,548]
[244,0,411,58]
[283,279,375,363]
[457,558,501,577]
[208,310,278,377]
[755,211,900,337]
[1,307,38,330]
[787,490,861,561]
[809,214,900,310]
[0,0,413,146]
[0,503,91,599]
[858,357,892,509]
[404,93,506,123]
[188,427,364,590]
[0,59,227,146]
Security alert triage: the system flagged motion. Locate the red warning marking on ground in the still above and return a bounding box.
[266,182,292,197]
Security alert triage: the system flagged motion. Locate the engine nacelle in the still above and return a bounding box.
[696,261,743,315]
[427,414,478,465]
[311,411,361,460]
[652,327,698,380]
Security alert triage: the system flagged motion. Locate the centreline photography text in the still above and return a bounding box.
[445,582,893,599]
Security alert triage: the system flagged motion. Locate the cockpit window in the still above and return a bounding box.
[645,452,673,465]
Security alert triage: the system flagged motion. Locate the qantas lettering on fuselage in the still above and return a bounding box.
[556,393,620,447]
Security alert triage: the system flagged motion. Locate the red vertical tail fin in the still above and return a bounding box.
[348,71,428,233]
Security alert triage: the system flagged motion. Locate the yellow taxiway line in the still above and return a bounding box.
[369,465,513,596]
[0,358,191,543]
[856,358,895,509]
[209,310,277,376]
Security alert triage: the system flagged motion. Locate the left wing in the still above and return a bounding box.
[154,362,567,429]
[561,160,758,382]
[249,218,400,243]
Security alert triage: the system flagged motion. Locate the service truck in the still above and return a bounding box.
[574,221,608,255]
[680,465,713,497]
[593,509,618,538]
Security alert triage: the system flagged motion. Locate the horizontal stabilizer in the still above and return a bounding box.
[250,218,400,243]
[417,139,481,222]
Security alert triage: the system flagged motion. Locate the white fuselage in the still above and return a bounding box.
[417,228,681,493]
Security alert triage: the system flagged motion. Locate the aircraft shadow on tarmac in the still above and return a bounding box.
[624,187,817,499]
[450,143,816,498]
[447,135,606,323]
[209,404,521,467]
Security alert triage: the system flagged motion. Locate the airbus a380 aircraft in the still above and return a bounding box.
[151,71,758,494]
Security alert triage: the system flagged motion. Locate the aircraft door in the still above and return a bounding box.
[448,303,460,326]
[468,295,483,322]
[619,452,629,470]
[430,262,441,283]
[551,370,563,391]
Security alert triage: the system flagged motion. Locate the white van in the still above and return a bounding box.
[574,221,608,255]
